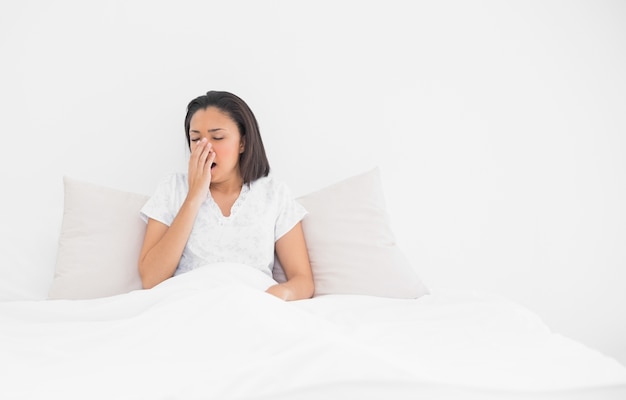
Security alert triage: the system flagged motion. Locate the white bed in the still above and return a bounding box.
[1,168,625,400]
[2,265,626,400]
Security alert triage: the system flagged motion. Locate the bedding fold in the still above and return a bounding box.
[1,263,625,400]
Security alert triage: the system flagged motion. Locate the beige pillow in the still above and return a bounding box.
[48,177,148,299]
[273,167,429,299]
[50,169,428,300]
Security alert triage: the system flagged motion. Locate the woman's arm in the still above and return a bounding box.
[138,197,203,289]
[138,138,215,289]
[267,222,315,300]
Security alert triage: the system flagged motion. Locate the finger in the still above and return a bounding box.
[199,151,214,178]
[189,139,204,162]
[189,144,208,182]
[191,140,210,167]
[198,143,213,170]
[205,148,216,165]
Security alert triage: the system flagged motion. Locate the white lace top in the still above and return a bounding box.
[139,172,307,277]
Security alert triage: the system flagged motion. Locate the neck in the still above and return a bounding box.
[210,176,244,195]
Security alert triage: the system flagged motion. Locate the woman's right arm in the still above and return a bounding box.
[138,198,203,289]
[138,138,215,289]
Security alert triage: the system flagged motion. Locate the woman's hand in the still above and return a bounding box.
[265,283,294,301]
[187,138,215,201]
[268,222,315,301]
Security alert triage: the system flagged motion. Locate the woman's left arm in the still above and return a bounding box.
[267,221,315,301]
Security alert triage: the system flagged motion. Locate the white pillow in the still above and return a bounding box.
[273,167,429,299]
[49,169,428,300]
[48,177,148,299]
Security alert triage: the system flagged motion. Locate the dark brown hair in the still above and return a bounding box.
[184,90,270,184]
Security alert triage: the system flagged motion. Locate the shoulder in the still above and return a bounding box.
[148,172,189,202]
[250,174,292,197]
[248,175,298,210]
[156,172,188,191]
[141,172,188,223]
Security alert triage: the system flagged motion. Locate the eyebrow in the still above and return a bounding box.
[190,128,225,134]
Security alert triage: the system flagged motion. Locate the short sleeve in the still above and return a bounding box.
[139,173,180,226]
[274,180,307,241]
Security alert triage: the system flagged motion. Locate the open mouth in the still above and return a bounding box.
[211,163,216,169]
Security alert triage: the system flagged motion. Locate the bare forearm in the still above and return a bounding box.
[139,197,203,288]
[141,138,214,289]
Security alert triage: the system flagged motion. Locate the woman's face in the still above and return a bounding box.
[188,106,244,184]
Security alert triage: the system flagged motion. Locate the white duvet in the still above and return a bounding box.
[1,263,625,400]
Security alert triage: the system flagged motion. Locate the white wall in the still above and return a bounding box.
[1,0,624,365]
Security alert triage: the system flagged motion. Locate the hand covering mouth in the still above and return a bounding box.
[211,162,216,169]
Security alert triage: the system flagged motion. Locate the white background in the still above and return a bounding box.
[1,1,624,365]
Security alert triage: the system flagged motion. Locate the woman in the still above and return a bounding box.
[138,90,314,301]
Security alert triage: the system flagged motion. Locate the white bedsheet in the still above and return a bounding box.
[1,263,625,400]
